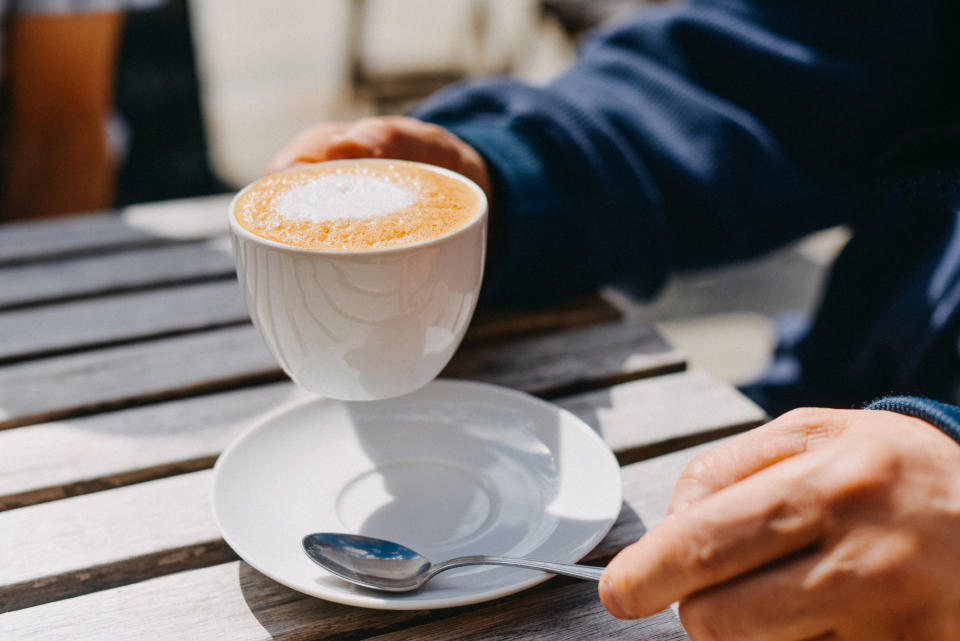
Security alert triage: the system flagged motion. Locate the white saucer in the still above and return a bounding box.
[211,379,622,610]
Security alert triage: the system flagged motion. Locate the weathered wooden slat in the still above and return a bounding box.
[0,470,227,613]
[0,369,749,517]
[360,583,687,641]
[2,205,618,337]
[0,370,753,515]
[445,320,685,398]
[0,373,755,613]
[0,238,235,311]
[465,295,620,344]
[0,382,306,511]
[0,436,722,639]
[0,372,748,511]
[617,440,721,532]
[0,296,624,503]
[557,370,766,464]
[0,319,681,431]
[0,562,437,641]
[0,286,616,367]
[0,195,231,265]
[0,325,282,431]
[0,280,249,363]
[0,215,162,265]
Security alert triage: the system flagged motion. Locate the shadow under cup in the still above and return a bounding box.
[229,160,488,401]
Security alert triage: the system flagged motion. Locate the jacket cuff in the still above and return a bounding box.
[865,396,960,445]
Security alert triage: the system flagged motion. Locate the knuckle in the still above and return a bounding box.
[763,495,822,536]
[864,534,919,583]
[301,122,340,139]
[380,114,416,127]
[353,117,396,139]
[764,406,853,449]
[354,115,389,129]
[677,453,713,485]
[809,532,920,599]
[780,406,823,421]
[778,406,831,427]
[392,115,439,133]
[325,138,371,159]
[680,452,716,483]
[826,442,900,510]
[685,532,724,578]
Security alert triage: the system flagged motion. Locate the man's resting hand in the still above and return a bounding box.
[268,115,491,200]
[600,407,960,640]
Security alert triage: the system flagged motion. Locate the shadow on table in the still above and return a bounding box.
[237,561,422,638]
[236,499,653,639]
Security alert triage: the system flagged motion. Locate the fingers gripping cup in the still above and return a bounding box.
[229,159,487,400]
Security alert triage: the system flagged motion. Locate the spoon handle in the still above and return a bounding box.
[429,555,605,581]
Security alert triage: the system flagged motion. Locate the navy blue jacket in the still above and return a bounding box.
[412,0,960,441]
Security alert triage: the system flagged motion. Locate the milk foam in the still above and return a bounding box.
[275,174,416,222]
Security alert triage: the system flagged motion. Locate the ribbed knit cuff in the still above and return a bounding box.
[866,396,960,446]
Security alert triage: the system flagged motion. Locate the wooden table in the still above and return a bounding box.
[0,195,767,640]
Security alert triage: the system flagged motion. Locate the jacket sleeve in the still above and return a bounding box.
[866,396,960,446]
[412,1,949,308]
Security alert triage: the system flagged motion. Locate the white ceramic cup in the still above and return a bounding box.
[229,159,487,400]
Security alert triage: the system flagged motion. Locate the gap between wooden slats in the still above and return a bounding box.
[0,441,714,639]
[0,375,761,614]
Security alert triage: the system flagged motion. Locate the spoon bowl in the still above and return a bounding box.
[302,532,605,592]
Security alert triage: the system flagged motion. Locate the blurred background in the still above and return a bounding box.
[117,0,650,204]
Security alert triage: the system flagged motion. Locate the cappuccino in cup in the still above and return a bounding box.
[229,159,487,401]
[233,160,482,251]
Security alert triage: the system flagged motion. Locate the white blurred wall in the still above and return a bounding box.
[188,0,573,187]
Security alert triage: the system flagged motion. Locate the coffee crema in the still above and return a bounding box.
[233,160,481,251]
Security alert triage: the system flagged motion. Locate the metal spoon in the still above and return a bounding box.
[302,532,604,592]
